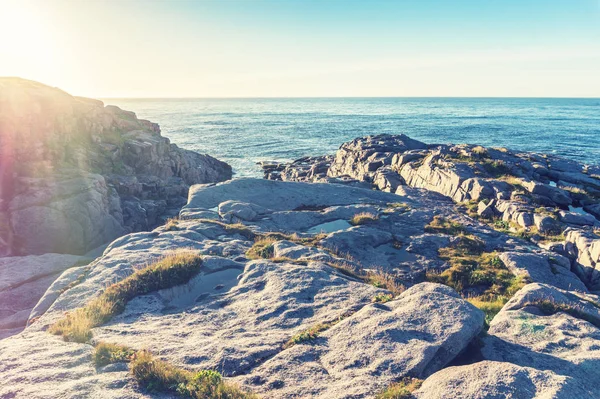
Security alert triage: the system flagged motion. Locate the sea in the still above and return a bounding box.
[104,98,600,178]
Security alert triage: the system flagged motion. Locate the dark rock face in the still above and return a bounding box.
[0,78,232,256]
[264,133,600,290]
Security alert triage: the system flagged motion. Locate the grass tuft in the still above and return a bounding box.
[94,342,135,367]
[350,212,379,226]
[164,218,179,231]
[376,377,423,399]
[372,293,393,303]
[424,216,466,236]
[49,251,203,343]
[283,323,330,349]
[246,237,276,259]
[131,351,256,398]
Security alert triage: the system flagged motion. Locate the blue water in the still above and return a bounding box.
[104,98,600,177]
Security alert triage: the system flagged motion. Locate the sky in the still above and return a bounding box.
[0,0,599,98]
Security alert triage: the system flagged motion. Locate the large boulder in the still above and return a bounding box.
[235,283,484,399]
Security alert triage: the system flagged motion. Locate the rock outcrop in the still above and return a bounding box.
[264,133,600,290]
[0,78,232,256]
[0,78,232,339]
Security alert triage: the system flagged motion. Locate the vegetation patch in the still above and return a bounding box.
[376,377,423,399]
[481,159,513,178]
[426,235,525,328]
[283,323,330,349]
[467,296,506,327]
[372,293,393,303]
[350,212,379,225]
[327,261,405,295]
[49,251,203,343]
[94,342,135,367]
[195,219,256,240]
[246,237,277,259]
[131,350,256,398]
[424,216,466,236]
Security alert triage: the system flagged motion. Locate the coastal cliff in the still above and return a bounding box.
[0,78,232,256]
[0,78,232,338]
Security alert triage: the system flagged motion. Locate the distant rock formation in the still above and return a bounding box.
[0,78,232,256]
[264,133,600,290]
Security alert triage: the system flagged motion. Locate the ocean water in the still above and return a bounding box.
[105,98,600,178]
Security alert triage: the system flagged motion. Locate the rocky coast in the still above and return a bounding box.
[1,82,600,398]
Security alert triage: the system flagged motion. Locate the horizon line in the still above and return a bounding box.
[100,95,600,100]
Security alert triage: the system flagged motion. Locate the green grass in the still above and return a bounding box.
[427,237,524,298]
[350,212,379,225]
[372,293,393,303]
[467,296,508,328]
[424,216,466,236]
[376,378,423,399]
[49,251,203,343]
[131,350,256,398]
[94,342,135,367]
[481,160,513,178]
[246,237,276,259]
[283,323,330,349]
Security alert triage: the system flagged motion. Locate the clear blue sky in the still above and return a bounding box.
[1,0,599,97]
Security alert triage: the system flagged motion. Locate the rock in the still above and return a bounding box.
[533,213,562,235]
[477,200,496,219]
[415,360,594,399]
[482,283,600,396]
[559,210,596,226]
[521,181,572,207]
[564,229,600,290]
[0,254,81,337]
[0,78,231,255]
[328,134,427,182]
[235,283,484,398]
[498,252,587,292]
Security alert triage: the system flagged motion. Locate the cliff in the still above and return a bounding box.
[0,77,232,256]
[0,78,231,339]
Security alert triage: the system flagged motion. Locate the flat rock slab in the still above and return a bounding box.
[234,283,483,399]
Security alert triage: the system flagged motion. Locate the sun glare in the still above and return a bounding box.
[0,1,58,74]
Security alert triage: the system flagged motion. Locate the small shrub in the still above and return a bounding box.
[372,293,393,303]
[350,212,379,225]
[246,237,276,259]
[131,351,256,398]
[424,216,466,236]
[283,323,330,349]
[376,378,423,399]
[49,251,203,343]
[94,342,135,367]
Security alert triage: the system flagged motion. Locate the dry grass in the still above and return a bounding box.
[164,218,179,231]
[350,212,379,226]
[94,342,135,367]
[49,251,203,343]
[246,237,277,259]
[376,378,423,399]
[424,216,466,236]
[131,351,256,398]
